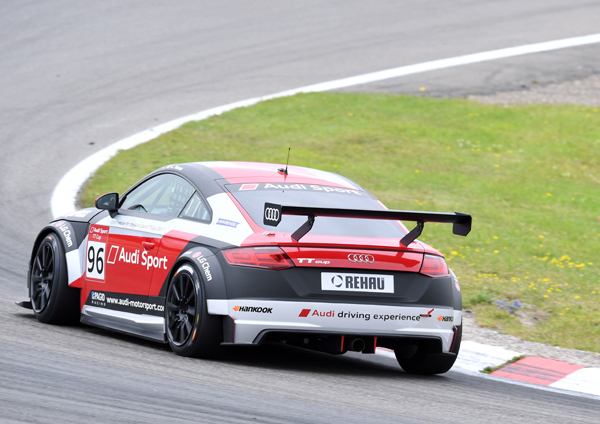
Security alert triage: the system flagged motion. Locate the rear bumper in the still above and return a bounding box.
[207,299,461,353]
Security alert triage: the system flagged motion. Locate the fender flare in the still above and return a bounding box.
[159,246,227,305]
[28,220,89,291]
[449,269,462,311]
[28,223,74,289]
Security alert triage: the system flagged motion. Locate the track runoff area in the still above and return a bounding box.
[52,33,600,398]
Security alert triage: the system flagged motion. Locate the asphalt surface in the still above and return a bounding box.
[1,1,600,422]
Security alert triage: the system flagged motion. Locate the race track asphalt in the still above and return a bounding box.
[1,1,599,422]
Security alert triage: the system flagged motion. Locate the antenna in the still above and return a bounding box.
[278,147,291,175]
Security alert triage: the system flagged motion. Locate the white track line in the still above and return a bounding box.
[52,32,600,216]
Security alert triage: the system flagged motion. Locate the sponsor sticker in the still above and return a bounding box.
[87,290,164,315]
[232,305,273,313]
[91,290,106,305]
[420,308,435,318]
[54,221,73,248]
[64,210,92,218]
[108,219,165,234]
[262,183,362,195]
[195,253,212,281]
[216,218,239,228]
[239,184,258,191]
[298,308,420,322]
[450,269,461,291]
[321,272,394,293]
[105,245,168,270]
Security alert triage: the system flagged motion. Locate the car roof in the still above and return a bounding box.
[156,161,364,196]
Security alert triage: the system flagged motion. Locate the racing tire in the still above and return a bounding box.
[395,324,462,375]
[165,263,221,358]
[30,233,80,324]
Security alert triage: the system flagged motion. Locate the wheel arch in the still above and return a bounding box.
[28,220,89,292]
[28,226,81,324]
[160,246,227,303]
[164,248,225,357]
[449,269,462,311]
[28,227,63,292]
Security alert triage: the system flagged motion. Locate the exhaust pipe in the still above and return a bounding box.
[349,338,366,352]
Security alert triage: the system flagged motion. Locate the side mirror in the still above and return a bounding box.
[95,192,119,217]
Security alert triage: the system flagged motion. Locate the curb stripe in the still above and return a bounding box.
[377,345,600,398]
[51,32,600,217]
[491,357,584,385]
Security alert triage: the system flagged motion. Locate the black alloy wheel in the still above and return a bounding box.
[166,271,197,346]
[395,324,462,375]
[31,239,55,313]
[165,263,222,358]
[29,234,79,324]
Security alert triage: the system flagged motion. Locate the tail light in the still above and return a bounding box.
[420,254,449,277]
[222,247,295,270]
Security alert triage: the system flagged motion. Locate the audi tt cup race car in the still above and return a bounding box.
[22,161,471,374]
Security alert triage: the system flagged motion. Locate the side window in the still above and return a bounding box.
[121,174,195,218]
[179,193,211,222]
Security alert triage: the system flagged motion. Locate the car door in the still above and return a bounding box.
[84,173,196,302]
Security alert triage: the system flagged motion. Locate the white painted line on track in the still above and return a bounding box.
[51,32,600,217]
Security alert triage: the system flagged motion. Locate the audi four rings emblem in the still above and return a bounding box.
[264,207,280,221]
[348,254,375,263]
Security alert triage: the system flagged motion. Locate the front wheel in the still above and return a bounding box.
[395,324,462,375]
[165,264,221,358]
[30,233,79,324]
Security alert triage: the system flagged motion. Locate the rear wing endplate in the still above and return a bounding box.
[263,203,472,246]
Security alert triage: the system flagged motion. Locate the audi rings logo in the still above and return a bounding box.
[348,254,375,263]
[263,202,282,226]
[264,208,280,222]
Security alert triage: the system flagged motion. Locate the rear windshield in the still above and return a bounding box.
[227,183,407,238]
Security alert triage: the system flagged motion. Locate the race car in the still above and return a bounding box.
[22,161,471,374]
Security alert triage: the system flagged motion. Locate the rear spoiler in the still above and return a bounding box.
[263,203,472,246]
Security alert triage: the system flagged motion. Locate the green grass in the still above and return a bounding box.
[81,92,600,352]
[481,355,527,374]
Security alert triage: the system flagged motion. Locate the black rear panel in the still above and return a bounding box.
[218,253,454,308]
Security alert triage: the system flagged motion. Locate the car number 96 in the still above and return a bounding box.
[86,241,105,280]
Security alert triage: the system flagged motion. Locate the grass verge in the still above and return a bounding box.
[81,92,600,352]
[481,355,527,374]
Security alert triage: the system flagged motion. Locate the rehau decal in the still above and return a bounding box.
[321,272,394,293]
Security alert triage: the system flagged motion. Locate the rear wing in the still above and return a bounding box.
[263,203,472,246]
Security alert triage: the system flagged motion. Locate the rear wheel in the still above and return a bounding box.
[395,324,462,375]
[165,264,221,358]
[30,234,79,324]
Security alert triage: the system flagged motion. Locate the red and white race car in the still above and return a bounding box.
[23,161,471,374]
